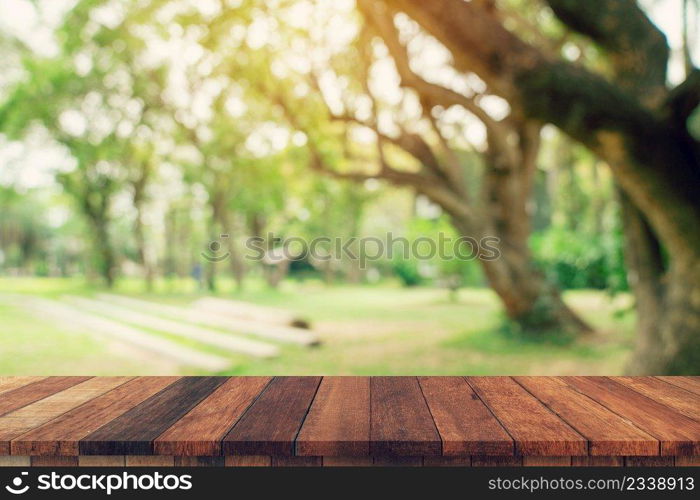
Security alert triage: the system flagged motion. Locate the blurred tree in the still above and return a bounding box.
[378,0,700,373]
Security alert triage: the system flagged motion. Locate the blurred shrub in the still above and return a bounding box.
[531,226,627,291]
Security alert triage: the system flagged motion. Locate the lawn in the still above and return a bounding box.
[0,277,635,375]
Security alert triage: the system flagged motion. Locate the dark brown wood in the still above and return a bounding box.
[155,377,271,456]
[571,456,624,466]
[515,376,658,456]
[271,456,322,467]
[223,376,322,456]
[625,456,675,467]
[467,377,587,456]
[471,456,522,466]
[1,377,131,455]
[225,455,271,467]
[372,456,423,466]
[562,376,700,456]
[370,377,441,456]
[13,377,179,456]
[296,376,370,456]
[0,377,46,397]
[613,376,700,421]
[523,456,571,466]
[423,456,471,466]
[419,376,513,456]
[174,456,225,467]
[80,377,226,455]
[0,377,91,418]
[31,456,78,467]
[657,376,700,396]
[322,456,373,466]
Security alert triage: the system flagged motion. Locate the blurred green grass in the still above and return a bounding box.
[0,277,635,375]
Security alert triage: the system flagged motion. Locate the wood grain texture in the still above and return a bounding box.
[31,456,78,467]
[0,377,46,397]
[80,377,226,455]
[1,377,130,455]
[296,376,370,456]
[467,377,586,456]
[155,377,271,456]
[0,377,91,419]
[322,456,373,466]
[223,376,321,456]
[675,456,700,466]
[370,377,441,456]
[419,377,513,456]
[571,456,623,466]
[423,456,471,466]
[625,456,674,467]
[271,456,322,467]
[12,377,179,456]
[125,456,174,466]
[471,456,522,466]
[515,376,658,456]
[656,376,700,395]
[523,456,571,466]
[613,376,700,422]
[224,455,271,467]
[174,456,225,467]
[79,456,126,467]
[372,456,423,466]
[562,376,700,456]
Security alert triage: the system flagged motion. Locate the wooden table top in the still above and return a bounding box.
[0,376,698,458]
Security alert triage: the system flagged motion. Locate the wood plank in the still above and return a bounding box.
[154,377,271,456]
[296,377,370,456]
[1,377,131,455]
[419,377,513,456]
[471,456,522,466]
[79,456,126,467]
[323,457,374,466]
[80,377,227,455]
[657,376,700,396]
[423,456,472,466]
[372,456,423,466]
[271,456,322,467]
[613,376,700,421]
[125,456,174,466]
[523,456,571,466]
[174,456,225,467]
[467,377,586,456]
[223,376,321,456]
[562,376,700,456]
[0,456,30,467]
[675,456,700,466]
[625,456,674,467]
[224,456,271,467]
[571,456,623,466]
[13,377,179,456]
[370,377,441,456]
[0,377,46,397]
[515,376,658,456]
[31,456,78,467]
[0,377,91,419]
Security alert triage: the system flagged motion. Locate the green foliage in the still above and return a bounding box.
[531,225,627,291]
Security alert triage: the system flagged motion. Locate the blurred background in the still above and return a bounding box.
[0,0,697,375]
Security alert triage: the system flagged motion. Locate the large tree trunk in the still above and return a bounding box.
[88,214,115,288]
[383,0,700,371]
